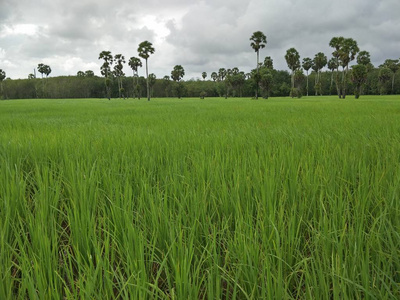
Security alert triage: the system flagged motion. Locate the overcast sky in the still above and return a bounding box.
[1,0,399,80]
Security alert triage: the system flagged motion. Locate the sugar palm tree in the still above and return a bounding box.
[171,65,185,99]
[128,57,142,99]
[250,31,267,99]
[284,48,300,97]
[302,57,312,96]
[98,51,113,99]
[137,41,155,101]
[0,69,6,98]
[113,54,126,98]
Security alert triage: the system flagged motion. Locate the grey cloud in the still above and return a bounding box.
[1,0,399,79]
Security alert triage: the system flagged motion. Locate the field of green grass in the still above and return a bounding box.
[0,96,399,299]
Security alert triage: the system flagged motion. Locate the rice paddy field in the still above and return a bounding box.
[0,96,399,299]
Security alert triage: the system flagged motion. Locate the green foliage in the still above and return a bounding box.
[378,67,392,95]
[259,68,273,98]
[351,64,368,98]
[171,65,185,82]
[249,31,267,53]
[263,56,273,69]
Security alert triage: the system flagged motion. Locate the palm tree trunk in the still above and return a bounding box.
[342,66,348,99]
[392,74,395,94]
[256,51,259,99]
[315,74,318,96]
[306,71,309,96]
[146,59,150,101]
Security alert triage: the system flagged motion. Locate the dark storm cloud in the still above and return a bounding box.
[0,0,399,79]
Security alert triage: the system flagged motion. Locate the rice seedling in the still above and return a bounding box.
[0,96,399,299]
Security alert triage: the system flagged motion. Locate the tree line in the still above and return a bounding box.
[1,33,399,100]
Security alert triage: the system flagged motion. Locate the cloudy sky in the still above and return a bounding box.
[0,0,399,80]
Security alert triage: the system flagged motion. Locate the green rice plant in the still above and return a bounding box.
[0,96,399,299]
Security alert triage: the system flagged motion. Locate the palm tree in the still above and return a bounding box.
[313,52,327,96]
[171,65,185,99]
[0,69,6,98]
[250,31,267,99]
[37,63,51,97]
[327,58,338,95]
[264,56,273,69]
[113,54,126,98]
[148,73,157,98]
[329,37,359,98]
[356,51,372,95]
[351,64,367,99]
[329,37,344,98]
[338,38,359,98]
[128,57,142,99]
[211,72,218,82]
[137,41,155,101]
[98,51,113,99]
[218,68,227,81]
[302,57,312,96]
[284,48,300,97]
[85,70,95,77]
[381,59,399,94]
[202,72,207,81]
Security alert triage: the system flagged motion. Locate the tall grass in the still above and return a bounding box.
[0,96,399,299]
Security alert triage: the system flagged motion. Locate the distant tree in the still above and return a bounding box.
[236,72,246,97]
[171,65,185,98]
[98,51,113,99]
[128,56,142,99]
[163,75,171,97]
[263,56,273,69]
[329,37,344,97]
[37,63,51,78]
[171,65,185,82]
[327,57,338,95]
[302,57,313,96]
[218,68,227,81]
[77,71,85,77]
[211,72,218,82]
[37,63,51,97]
[378,67,392,95]
[294,69,305,97]
[357,51,371,66]
[380,59,399,94]
[250,31,267,99]
[259,68,273,98]
[28,73,36,79]
[0,69,5,98]
[202,72,207,81]
[113,54,126,99]
[148,73,156,97]
[284,48,300,97]
[313,52,327,95]
[351,64,368,99]
[137,41,155,101]
[329,37,359,98]
[356,51,372,95]
[226,67,244,97]
[85,70,95,77]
